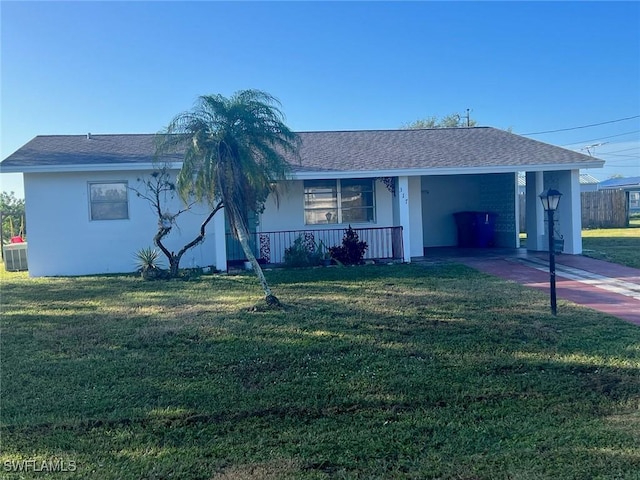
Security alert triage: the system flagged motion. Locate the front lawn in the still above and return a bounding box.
[1,265,639,479]
[582,227,640,269]
[520,226,640,269]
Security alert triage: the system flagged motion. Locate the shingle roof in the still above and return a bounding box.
[0,134,182,168]
[292,128,602,172]
[1,127,604,175]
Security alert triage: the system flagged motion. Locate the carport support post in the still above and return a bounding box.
[525,172,546,251]
[397,176,412,263]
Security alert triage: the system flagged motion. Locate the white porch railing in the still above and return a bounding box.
[226,226,404,266]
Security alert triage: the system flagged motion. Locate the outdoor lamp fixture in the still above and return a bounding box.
[539,188,563,316]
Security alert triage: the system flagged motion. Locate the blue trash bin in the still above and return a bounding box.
[475,212,498,248]
[454,212,477,248]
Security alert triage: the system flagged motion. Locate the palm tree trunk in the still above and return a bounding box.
[229,207,280,306]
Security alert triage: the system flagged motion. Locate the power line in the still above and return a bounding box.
[561,130,640,146]
[604,164,639,168]
[602,154,640,160]
[600,146,640,155]
[600,156,640,164]
[601,153,640,158]
[520,115,640,136]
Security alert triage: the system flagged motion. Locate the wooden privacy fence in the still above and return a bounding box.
[581,190,629,228]
[519,190,629,231]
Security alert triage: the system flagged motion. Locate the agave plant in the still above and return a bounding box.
[134,247,164,279]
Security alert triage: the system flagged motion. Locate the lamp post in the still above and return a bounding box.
[539,189,563,316]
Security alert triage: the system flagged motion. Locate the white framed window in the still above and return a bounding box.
[89,182,129,220]
[304,179,375,225]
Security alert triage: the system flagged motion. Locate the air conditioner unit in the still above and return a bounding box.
[3,242,28,271]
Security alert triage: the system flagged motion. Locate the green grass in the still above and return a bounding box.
[1,265,639,479]
[520,226,640,269]
[582,227,640,269]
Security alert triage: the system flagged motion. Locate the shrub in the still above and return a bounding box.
[284,236,314,268]
[314,240,333,266]
[134,247,165,280]
[329,226,368,265]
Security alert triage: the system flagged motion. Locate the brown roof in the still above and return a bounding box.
[1,127,604,174]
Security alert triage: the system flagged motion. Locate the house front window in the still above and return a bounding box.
[89,182,129,220]
[304,179,375,225]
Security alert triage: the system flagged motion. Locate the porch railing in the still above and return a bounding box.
[226,226,404,266]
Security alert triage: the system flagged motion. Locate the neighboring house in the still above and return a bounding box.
[0,127,604,277]
[598,176,640,213]
[578,173,602,193]
[518,172,600,194]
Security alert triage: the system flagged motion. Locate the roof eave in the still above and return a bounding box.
[288,161,605,180]
[0,162,183,174]
[2,159,605,177]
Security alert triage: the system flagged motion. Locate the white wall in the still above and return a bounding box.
[260,180,394,231]
[24,170,221,276]
[421,175,482,247]
[408,176,424,258]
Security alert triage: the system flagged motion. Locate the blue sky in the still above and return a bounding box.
[2,1,639,197]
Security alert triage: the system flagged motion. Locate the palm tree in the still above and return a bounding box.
[156,90,300,305]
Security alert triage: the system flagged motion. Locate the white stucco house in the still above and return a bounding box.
[0,127,604,277]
